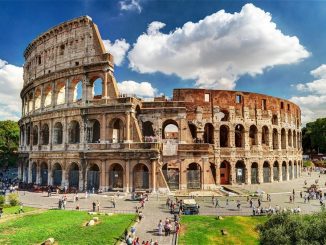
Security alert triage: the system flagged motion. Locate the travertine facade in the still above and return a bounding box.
[18,16,303,192]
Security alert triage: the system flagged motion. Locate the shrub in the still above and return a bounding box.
[303,160,313,167]
[8,193,19,206]
[0,195,5,206]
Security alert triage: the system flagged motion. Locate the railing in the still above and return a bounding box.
[86,142,161,151]
[177,143,213,152]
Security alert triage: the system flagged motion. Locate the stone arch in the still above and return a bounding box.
[72,80,83,102]
[220,109,229,121]
[249,125,258,146]
[262,126,269,146]
[203,123,214,144]
[272,129,278,149]
[273,161,279,181]
[235,124,245,148]
[41,123,49,145]
[32,125,38,145]
[294,161,298,178]
[235,160,246,184]
[272,114,278,125]
[162,119,179,140]
[281,128,286,149]
[56,81,65,105]
[110,118,124,143]
[52,162,62,186]
[87,163,100,191]
[188,123,197,141]
[220,161,231,184]
[43,85,52,108]
[187,162,201,189]
[87,119,101,143]
[162,163,180,190]
[263,161,271,183]
[282,161,287,181]
[220,125,229,147]
[133,163,149,190]
[142,121,155,139]
[91,77,103,99]
[31,162,37,183]
[109,163,124,190]
[40,162,48,186]
[68,162,80,188]
[69,120,80,144]
[293,130,297,148]
[26,123,31,146]
[34,88,41,110]
[251,162,259,184]
[53,122,63,144]
[289,161,293,180]
[288,129,292,147]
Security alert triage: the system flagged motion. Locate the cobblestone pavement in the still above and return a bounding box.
[16,170,326,244]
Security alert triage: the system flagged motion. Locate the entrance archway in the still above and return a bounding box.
[109,163,124,190]
[187,163,201,189]
[87,164,100,191]
[52,163,62,186]
[162,164,180,190]
[282,161,287,181]
[289,161,293,180]
[220,161,230,184]
[133,164,149,190]
[263,161,271,183]
[294,161,297,178]
[251,162,258,184]
[40,162,48,186]
[235,161,246,184]
[31,162,37,183]
[68,163,79,189]
[273,161,279,181]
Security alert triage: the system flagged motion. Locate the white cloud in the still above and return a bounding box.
[0,59,23,121]
[128,3,309,89]
[290,64,326,124]
[103,39,130,66]
[117,80,157,97]
[119,0,142,13]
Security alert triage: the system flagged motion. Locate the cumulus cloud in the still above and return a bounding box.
[103,39,130,66]
[119,0,142,13]
[117,80,157,97]
[290,64,326,124]
[0,59,23,121]
[128,3,309,89]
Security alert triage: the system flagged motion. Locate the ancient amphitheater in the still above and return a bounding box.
[18,16,303,192]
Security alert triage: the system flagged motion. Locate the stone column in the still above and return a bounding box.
[129,161,134,192]
[48,161,52,185]
[278,163,282,182]
[65,78,70,106]
[51,81,56,107]
[270,165,274,183]
[82,76,88,104]
[151,159,157,192]
[125,160,130,193]
[101,114,106,143]
[36,161,40,184]
[103,72,108,98]
[101,160,105,190]
[229,129,235,148]
[28,160,32,184]
[246,163,251,184]
[230,163,236,185]
[125,111,131,143]
[286,163,289,181]
[258,162,263,184]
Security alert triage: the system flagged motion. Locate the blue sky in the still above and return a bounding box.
[0,0,326,124]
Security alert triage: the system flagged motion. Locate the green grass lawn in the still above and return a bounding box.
[0,210,135,245]
[179,215,267,245]
[2,206,36,215]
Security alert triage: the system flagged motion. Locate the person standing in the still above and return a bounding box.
[215,198,220,208]
[92,201,96,212]
[158,220,163,236]
[97,200,100,212]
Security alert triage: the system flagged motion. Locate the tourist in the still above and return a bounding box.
[92,201,96,212]
[215,198,220,208]
[76,204,80,210]
[63,198,67,209]
[158,219,163,236]
[97,200,100,212]
[225,199,229,208]
[85,190,88,199]
[112,199,116,208]
[289,196,292,203]
[258,198,261,207]
[92,187,95,194]
[300,191,303,198]
[18,202,24,214]
[126,235,133,245]
[249,199,253,208]
[76,193,79,201]
[175,220,180,234]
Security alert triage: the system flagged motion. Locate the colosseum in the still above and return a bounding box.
[18,16,303,193]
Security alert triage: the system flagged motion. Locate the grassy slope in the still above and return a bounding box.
[0,210,135,245]
[2,206,36,215]
[179,216,267,245]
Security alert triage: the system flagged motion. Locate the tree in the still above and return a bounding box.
[0,120,19,167]
[302,118,326,154]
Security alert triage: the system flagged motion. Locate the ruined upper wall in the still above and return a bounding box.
[23,16,113,86]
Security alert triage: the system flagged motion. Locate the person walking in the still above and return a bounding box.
[158,220,163,236]
[92,201,96,212]
[215,198,220,208]
[97,200,100,212]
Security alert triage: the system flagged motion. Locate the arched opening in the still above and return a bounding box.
[220,161,230,184]
[235,161,246,184]
[162,163,180,190]
[261,126,269,146]
[293,130,297,148]
[111,118,124,143]
[41,124,49,145]
[34,88,41,110]
[87,119,100,143]
[87,164,100,191]
[251,162,258,184]
[263,161,271,183]
[109,163,124,190]
[162,120,179,140]
[273,161,279,181]
[288,130,292,147]
[187,163,201,189]
[282,161,287,181]
[69,121,80,144]
[272,129,278,149]
[297,132,301,149]
[53,122,63,144]
[92,78,103,99]
[56,82,65,105]
[281,128,286,149]
[32,125,38,145]
[40,162,48,186]
[294,161,297,178]
[235,124,245,148]
[26,124,31,146]
[28,94,33,113]
[272,115,278,125]
[72,80,83,102]
[142,121,155,141]
[220,125,229,147]
[188,123,197,142]
[133,164,149,190]
[289,161,293,180]
[68,163,79,189]
[31,162,37,183]
[52,163,62,186]
[203,123,214,144]
[220,109,229,121]
[249,125,258,146]
[43,85,52,107]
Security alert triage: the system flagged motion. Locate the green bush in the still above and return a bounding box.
[0,195,5,206]
[8,193,19,206]
[303,160,313,167]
